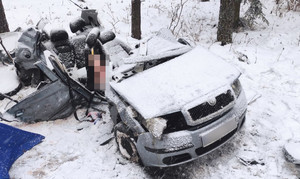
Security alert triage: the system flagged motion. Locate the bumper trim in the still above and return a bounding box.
[196,127,238,156]
[144,143,194,154]
[162,153,192,165]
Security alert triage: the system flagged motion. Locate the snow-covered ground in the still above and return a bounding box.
[1,0,300,178]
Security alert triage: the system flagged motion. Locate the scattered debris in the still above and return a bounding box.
[100,134,115,146]
[237,156,265,166]
[235,50,250,64]
[248,94,262,105]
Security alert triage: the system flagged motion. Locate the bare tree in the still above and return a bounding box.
[131,0,141,39]
[217,0,241,45]
[168,0,188,37]
[0,0,9,33]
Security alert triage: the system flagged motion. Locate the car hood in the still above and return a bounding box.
[110,46,240,119]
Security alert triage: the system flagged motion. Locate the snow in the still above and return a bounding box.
[0,32,20,50]
[284,141,300,164]
[0,65,19,93]
[111,46,240,119]
[0,0,300,178]
[123,36,192,64]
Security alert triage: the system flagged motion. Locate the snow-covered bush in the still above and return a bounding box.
[273,0,300,17]
[164,0,217,44]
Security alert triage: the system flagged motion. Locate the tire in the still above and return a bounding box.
[114,122,140,163]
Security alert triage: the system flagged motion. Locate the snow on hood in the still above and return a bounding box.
[110,46,241,119]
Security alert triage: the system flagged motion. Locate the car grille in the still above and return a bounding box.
[188,90,234,122]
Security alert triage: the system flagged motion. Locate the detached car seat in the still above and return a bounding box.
[50,29,75,68]
[15,28,43,86]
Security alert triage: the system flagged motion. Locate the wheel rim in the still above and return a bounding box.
[116,130,139,162]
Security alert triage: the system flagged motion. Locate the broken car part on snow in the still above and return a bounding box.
[0,8,248,168]
[0,9,107,122]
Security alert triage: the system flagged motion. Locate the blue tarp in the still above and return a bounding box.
[0,123,45,179]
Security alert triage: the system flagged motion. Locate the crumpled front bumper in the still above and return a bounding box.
[136,89,247,167]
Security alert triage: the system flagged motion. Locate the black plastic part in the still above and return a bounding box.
[70,17,86,33]
[162,112,187,134]
[81,9,100,27]
[162,153,192,165]
[85,27,100,48]
[35,62,58,82]
[188,90,234,121]
[178,38,191,46]
[50,29,69,42]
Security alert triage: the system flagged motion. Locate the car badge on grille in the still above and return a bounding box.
[208,98,217,106]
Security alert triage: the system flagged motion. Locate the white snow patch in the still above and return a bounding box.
[0,65,19,93]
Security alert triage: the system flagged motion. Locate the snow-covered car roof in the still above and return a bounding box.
[110,46,241,119]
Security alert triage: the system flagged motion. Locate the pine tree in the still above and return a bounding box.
[242,0,269,29]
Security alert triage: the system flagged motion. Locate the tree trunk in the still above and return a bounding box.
[131,0,141,40]
[233,0,241,30]
[0,0,9,33]
[217,0,241,45]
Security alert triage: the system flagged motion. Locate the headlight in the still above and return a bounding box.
[146,117,167,140]
[231,79,242,97]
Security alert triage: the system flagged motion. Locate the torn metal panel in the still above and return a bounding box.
[6,80,72,122]
[106,86,145,135]
[4,55,96,122]
[14,28,45,86]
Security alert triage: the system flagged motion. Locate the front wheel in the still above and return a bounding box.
[114,122,140,163]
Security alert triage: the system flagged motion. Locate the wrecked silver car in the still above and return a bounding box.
[1,12,247,167]
[107,34,247,167]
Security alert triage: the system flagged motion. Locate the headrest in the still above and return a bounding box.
[70,17,86,33]
[99,30,116,44]
[50,28,69,42]
[85,27,100,48]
